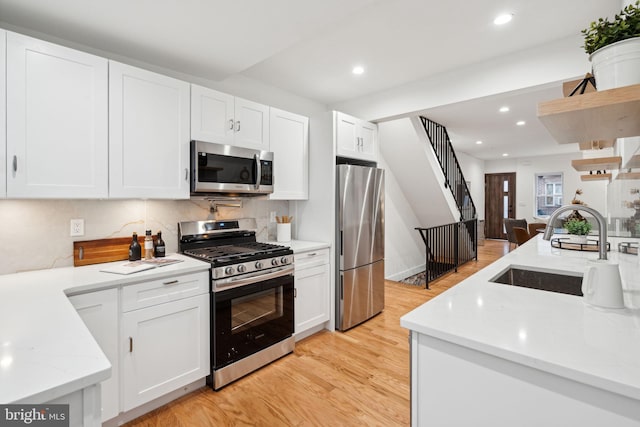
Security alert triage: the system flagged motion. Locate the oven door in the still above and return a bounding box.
[191,140,273,195]
[212,267,294,369]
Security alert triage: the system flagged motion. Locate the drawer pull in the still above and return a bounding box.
[307,252,317,257]
[129,337,133,353]
[163,280,179,286]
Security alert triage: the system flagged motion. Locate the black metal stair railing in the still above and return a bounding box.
[415,219,478,288]
[420,117,476,221]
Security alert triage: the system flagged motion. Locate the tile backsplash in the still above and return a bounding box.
[0,198,290,275]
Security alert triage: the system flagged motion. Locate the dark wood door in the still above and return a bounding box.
[485,173,516,239]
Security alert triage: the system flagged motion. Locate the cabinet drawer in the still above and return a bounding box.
[294,248,330,270]
[122,271,209,312]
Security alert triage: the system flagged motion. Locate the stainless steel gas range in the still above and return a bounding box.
[178,218,294,390]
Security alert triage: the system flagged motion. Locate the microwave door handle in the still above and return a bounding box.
[254,154,261,190]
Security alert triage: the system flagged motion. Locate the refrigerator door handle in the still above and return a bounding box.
[340,273,344,301]
[340,230,344,256]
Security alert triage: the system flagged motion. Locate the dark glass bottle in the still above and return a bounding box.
[128,232,141,261]
[154,231,166,258]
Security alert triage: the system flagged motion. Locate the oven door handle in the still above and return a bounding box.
[214,265,294,291]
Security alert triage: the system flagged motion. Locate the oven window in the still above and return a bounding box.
[231,287,283,333]
[198,152,256,184]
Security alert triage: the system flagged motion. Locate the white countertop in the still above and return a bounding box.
[401,234,640,400]
[264,239,330,253]
[0,254,209,404]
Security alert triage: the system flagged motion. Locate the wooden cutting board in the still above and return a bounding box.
[73,235,155,267]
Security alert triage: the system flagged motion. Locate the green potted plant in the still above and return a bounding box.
[582,1,640,90]
[564,218,593,244]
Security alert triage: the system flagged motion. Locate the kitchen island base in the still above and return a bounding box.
[410,332,640,427]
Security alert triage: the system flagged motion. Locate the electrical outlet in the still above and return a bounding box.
[70,219,85,237]
[270,211,277,223]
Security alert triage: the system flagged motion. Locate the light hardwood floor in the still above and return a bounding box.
[125,240,509,427]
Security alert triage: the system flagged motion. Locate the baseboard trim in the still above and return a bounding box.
[386,264,426,282]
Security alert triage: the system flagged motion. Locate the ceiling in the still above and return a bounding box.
[0,0,623,160]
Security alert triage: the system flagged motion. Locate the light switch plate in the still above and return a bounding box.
[70,219,85,237]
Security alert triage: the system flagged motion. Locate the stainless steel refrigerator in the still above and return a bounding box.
[336,163,385,331]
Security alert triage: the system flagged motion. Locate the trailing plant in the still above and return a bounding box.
[564,218,592,236]
[582,1,640,55]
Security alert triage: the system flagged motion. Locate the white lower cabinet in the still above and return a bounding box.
[294,248,330,339]
[68,288,119,423]
[121,273,209,411]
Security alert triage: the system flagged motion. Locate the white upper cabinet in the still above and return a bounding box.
[109,61,190,199]
[6,32,108,198]
[190,84,235,145]
[269,108,309,200]
[0,30,6,198]
[191,84,269,151]
[335,111,378,162]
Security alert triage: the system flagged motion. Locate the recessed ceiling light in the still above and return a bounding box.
[502,153,509,157]
[494,13,513,25]
[352,66,364,75]
[516,120,526,126]
[499,106,510,113]
[476,140,483,145]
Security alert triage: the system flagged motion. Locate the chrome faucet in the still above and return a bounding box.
[543,204,608,260]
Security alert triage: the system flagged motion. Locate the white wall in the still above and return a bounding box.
[378,154,426,281]
[484,152,608,223]
[456,152,485,221]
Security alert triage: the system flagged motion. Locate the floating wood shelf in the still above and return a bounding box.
[577,139,615,151]
[580,173,612,182]
[571,156,621,171]
[616,172,640,180]
[537,84,640,144]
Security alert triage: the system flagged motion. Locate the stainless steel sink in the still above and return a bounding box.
[490,267,583,296]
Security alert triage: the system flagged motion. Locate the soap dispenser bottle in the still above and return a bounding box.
[154,231,166,258]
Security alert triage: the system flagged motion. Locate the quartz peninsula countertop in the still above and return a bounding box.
[0,254,210,404]
[401,235,640,400]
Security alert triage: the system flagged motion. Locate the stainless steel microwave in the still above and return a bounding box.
[191,140,274,196]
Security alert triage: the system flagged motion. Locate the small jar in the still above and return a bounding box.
[144,230,154,260]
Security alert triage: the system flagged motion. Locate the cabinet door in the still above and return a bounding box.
[269,108,309,200]
[122,293,209,411]
[233,97,270,151]
[358,120,378,162]
[0,30,5,198]
[335,112,359,159]
[295,263,330,336]
[109,61,190,199]
[6,32,108,198]
[190,84,235,145]
[68,289,119,422]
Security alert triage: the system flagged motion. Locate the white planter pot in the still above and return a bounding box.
[590,37,640,90]
[567,235,588,245]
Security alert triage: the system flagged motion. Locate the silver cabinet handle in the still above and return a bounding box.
[163,280,179,286]
[229,119,234,130]
[12,155,17,173]
[184,168,189,181]
[235,120,241,132]
[129,337,133,353]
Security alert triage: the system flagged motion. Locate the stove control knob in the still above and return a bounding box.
[225,266,235,275]
[280,256,289,265]
[255,261,263,269]
[271,258,279,266]
[237,264,246,273]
